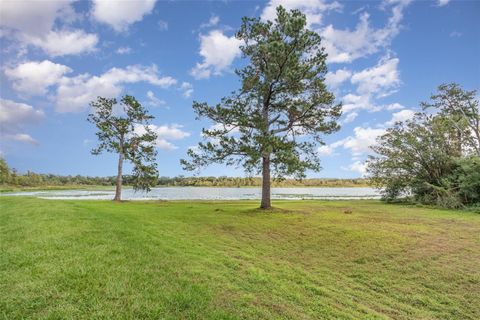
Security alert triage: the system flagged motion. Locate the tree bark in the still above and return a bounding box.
[260,154,271,209]
[114,150,124,201]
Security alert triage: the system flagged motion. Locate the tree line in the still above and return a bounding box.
[0,160,368,189]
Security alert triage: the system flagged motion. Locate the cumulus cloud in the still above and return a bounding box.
[191,30,242,79]
[385,102,405,110]
[261,0,342,27]
[146,90,166,107]
[5,60,180,113]
[0,98,44,145]
[320,1,410,63]
[351,57,400,95]
[344,160,368,176]
[325,68,352,89]
[0,0,73,36]
[56,65,177,113]
[0,1,98,57]
[180,82,194,98]
[321,108,416,171]
[317,145,334,156]
[342,57,401,113]
[385,109,415,125]
[5,60,72,95]
[336,127,386,155]
[24,30,98,57]
[135,124,190,150]
[342,111,358,124]
[92,0,157,31]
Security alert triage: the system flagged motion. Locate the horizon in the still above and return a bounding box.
[1,0,479,179]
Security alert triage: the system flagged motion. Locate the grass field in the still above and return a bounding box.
[1,197,479,319]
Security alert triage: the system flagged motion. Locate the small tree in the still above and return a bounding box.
[181,6,341,209]
[88,95,158,201]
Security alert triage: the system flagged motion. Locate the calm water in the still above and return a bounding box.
[2,187,380,200]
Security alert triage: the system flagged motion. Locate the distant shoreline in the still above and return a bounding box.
[0,183,372,193]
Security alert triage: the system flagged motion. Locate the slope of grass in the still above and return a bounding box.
[1,197,479,319]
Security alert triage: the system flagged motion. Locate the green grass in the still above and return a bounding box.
[1,198,479,319]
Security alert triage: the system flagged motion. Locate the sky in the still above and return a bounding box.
[0,0,479,178]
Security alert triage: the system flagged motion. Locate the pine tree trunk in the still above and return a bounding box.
[114,151,124,201]
[260,154,271,209]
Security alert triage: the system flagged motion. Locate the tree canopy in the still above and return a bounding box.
[88,95,158,200]
[181,6,341,208]
[367,84,480,208]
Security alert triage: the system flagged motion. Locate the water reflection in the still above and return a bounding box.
[3,187,380,200]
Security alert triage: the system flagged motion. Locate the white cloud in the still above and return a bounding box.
[116,46,132,54]
[327,127,386,156]
[0,0,73,36]
[351,57,400,95]
[344,160,368,176]
[340,127,386,155]
[24,30,98,57]
[343,111,358,124]
[0,1,98,57]
[200,15,220,29]
[191,30,242,79]
[56,65,177,113]
[317,145,334,156]
[5,60,72,95]
[321,125,388,176]
[92,0,157,32]
[437,0,450,7]
[385,109,415,126]
[341,57,401,113]
[0,98,44,145]
[385,102,404,110]
[342,93,377,113]
[180,82,194,98]
[320,1,410,63]
[135,124,190,150]
[261,0,342,27]
[325,68,351,88]
[9,133,38,145]
[146,90,165,107]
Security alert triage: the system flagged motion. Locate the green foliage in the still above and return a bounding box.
[182,6,341,180]
[0,157,11,184]
[367,84,480,208]
[88,95,158,193]
[454,156,480,205]
[422,83,480,156]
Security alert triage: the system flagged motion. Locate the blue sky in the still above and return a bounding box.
[0,0,478,178]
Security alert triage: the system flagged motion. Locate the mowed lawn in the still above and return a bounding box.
[1,198,479,319]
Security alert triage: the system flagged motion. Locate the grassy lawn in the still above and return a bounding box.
[1,198,479,319]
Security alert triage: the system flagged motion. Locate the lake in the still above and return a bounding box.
[2,187,380,200]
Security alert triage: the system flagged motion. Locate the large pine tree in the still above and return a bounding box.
[182,6,341,209]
